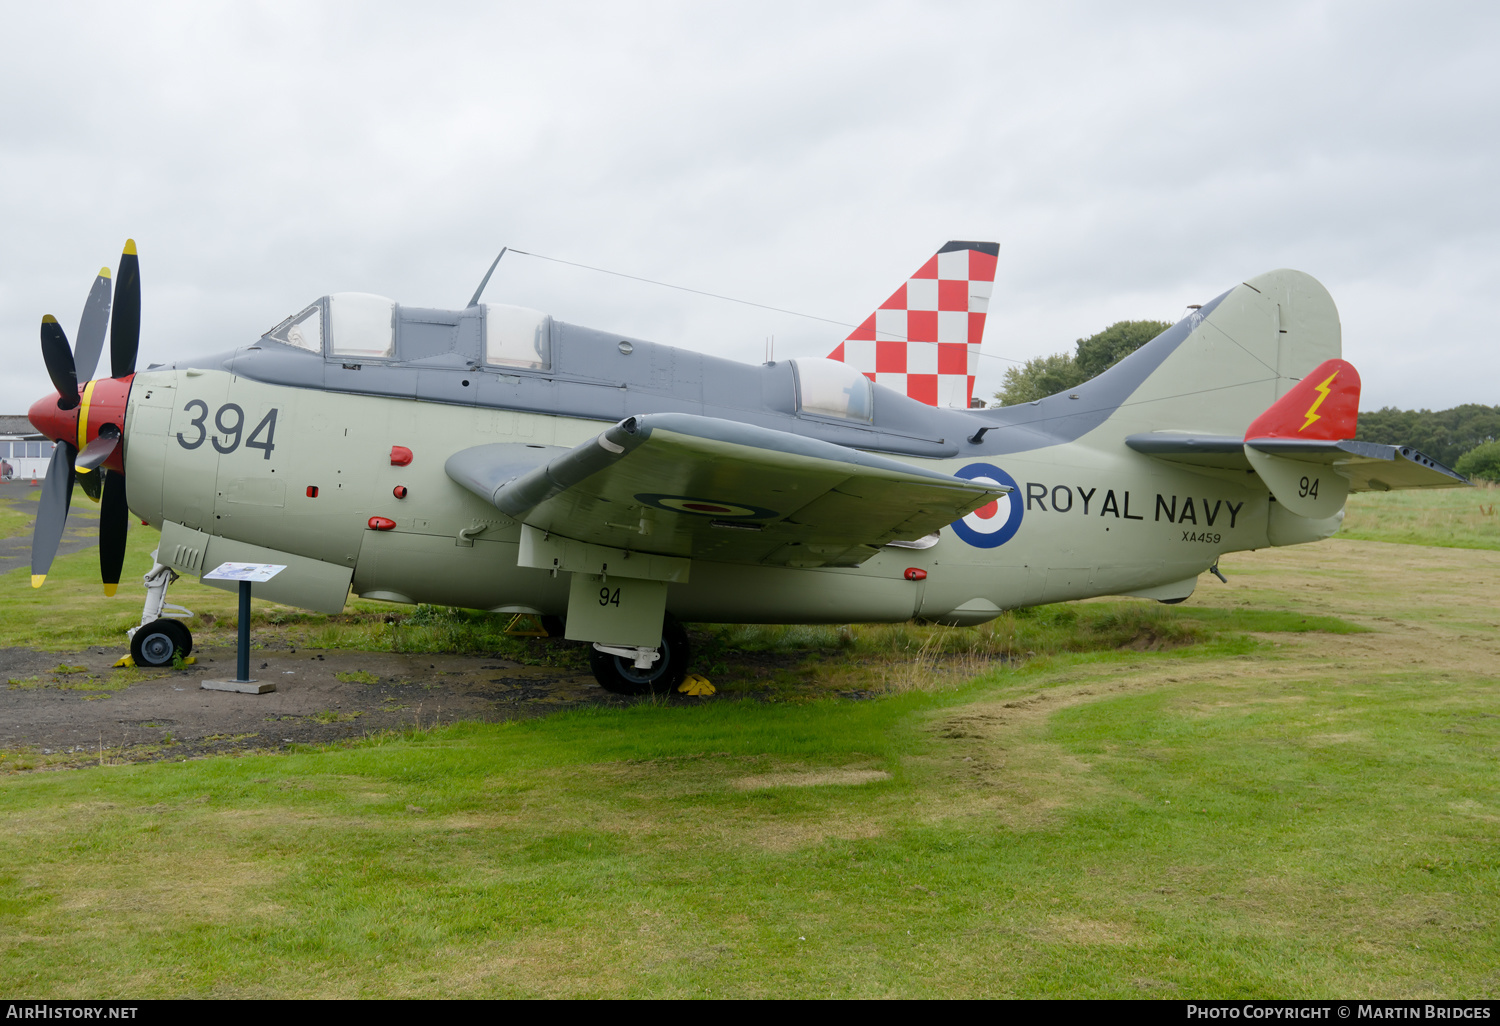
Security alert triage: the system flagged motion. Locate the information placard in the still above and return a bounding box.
[202,562,287,583]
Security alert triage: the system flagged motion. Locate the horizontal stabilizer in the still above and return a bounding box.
[447,413,1007,568]
[1127,434,1468,492]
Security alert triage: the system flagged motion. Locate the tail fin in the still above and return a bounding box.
[981,269,1344,455]
[1085,268,1344,441]
[828,241,999,409]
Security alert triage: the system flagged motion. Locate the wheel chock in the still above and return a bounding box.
[503,613,549,638]
[678,674,715,696]
[113,654,135,668]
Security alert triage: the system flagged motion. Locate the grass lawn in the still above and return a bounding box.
[1340,480,1499,550]
[2,536,1497,997]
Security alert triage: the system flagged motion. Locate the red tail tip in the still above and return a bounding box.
[1245,359,1361,441]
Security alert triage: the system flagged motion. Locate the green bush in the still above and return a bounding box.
[1454,440,1500,482]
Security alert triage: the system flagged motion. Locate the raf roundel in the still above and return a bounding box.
[634,493,779,520]
[949,463,1023,548]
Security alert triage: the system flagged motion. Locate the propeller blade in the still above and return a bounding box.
[99,469,129,596]
[110,239,140,378]
[77,467,103,503]
[40,316,80,410]
[73,267,114,383]
[75,432,119,472]
[30,443,78,587]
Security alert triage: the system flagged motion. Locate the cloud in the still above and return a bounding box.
[3,0,1496,413]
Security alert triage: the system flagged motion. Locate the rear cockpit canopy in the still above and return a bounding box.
[791,357,874,423]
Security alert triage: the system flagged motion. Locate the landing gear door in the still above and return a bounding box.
[564,574,668,647]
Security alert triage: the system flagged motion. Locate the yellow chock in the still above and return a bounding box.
[113,654,135,668]
[182,656,197,666]
[502,613,549,638]
[678,674,715,696]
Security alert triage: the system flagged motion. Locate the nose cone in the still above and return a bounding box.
[28,390,77,445]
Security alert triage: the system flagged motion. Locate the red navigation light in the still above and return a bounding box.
[390,446,413,466]
[367,516,396,531]
[903,568,928,581]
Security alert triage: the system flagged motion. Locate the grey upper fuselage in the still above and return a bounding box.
[155,291,1224,459]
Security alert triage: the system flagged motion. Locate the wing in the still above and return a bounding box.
[446,413,1007,568]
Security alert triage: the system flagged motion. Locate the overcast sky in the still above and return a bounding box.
[3,0,1496,416]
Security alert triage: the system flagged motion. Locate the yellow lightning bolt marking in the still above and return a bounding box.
[1301,370,1339,432]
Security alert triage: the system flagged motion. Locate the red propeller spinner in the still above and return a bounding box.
[28,373,132,476]
[28,240,142,594]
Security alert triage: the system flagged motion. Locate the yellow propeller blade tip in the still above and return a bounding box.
[31,574,46,589]
[123,239,137,255]
[99,267,112,278]
[42,314,58,324]
[103,584,118,597]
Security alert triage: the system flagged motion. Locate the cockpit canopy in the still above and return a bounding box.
[791,357,874,422]
[263,295,551,370]
[265,292,393,358]
[483,304,550,369]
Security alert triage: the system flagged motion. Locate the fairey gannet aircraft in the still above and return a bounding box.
[27,241,1464,693]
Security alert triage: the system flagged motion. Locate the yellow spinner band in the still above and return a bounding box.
[76,378,98,452]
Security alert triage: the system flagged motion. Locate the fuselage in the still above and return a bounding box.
[110,292,1314,624]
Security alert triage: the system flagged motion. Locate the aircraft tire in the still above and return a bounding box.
[131,618,193,668]
[588,618,690,696]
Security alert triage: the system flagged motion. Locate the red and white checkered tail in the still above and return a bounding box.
[827,240,999,408]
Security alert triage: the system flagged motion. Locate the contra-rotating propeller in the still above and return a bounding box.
[28,240,141,595]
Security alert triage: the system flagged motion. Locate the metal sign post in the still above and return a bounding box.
[200,562,286,695]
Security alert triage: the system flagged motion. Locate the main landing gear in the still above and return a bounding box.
[588,617,690,696]
[124,551,195,668]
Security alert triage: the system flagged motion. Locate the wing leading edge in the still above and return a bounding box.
[446,413,1008,568]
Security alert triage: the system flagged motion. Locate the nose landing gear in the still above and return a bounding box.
[123,551,195,668]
